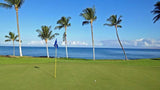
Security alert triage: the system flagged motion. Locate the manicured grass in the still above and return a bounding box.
[0,57,160,90]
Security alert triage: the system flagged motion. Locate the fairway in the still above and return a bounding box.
[0,57,160,90]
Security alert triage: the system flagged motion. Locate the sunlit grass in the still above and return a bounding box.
[0,56,160,90]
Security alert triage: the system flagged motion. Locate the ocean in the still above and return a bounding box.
[0,46,160,59]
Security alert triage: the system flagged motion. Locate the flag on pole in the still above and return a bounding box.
[54,39,58,49]
[54,39,58,78]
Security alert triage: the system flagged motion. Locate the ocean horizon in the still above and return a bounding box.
[0,46,160,60]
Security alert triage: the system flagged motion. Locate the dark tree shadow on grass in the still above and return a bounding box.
[34,66,40,68]
[34,66,55,78]
[151,58,160,60]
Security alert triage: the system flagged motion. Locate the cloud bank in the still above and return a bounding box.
[60,41,88,46]
[97,38,160,48]
[2,38,159,48]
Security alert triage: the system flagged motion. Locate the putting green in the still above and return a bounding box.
[0,57,160,90]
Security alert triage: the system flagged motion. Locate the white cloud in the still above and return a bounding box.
[2,38,160,48]
[134,38,160,47]
[0,41,18,46]
[97,38,160,48]
[26,40,89,47]
[60,41,89,46]
[27,40,45,46]
[61,41,65,46]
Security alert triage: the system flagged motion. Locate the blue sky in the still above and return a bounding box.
[0,0,160,48]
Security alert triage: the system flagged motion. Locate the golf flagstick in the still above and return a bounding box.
[54,39,58,78]
[55,48,57,78]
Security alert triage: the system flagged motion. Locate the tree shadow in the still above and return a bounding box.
[151,58,160,60]
[34,66,55,78]
[34,66,40,68]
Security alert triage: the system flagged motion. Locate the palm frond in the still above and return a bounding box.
[93,16,97,21]
[153,14,160,23]
[14,35,18,40]
[67,23,71,27]
[82,21,90,26]
[16,40,22,42]
[80,12,90,20]
[151,10,160,14]
[104,23,114,26]
[15,0,24,8]
[9,32,15,39]
[104,15,122,28]
[80,6,97,21]
[54,25,64,30]
[37,25,58,41]
[54,33,59,36]
[117,25,122,28]
[36,29,42,33]
[106,15,122,26]
[5,39,11,42]
[4,0,14,5]
[152,1,160,23]
[117,16,122,24]
[1,0,24,9]
[48,30,52,38]
[67,17,71,21]
[5,35,10,38]
[48,33,59,40]
[5,32,18,42]
[48,26,51,30]
[57,19,64,25]
[155,1,160,6]
[55,16,71,30]
[117,19,122,24]
[0,3,12,9]
[108,15,117,23]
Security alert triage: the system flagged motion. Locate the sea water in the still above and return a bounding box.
[0,46,160,59]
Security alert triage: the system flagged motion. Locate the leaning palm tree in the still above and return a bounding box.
[104,15,128,60]
[5,32,19,56]
[36,26,59,58]
[151,1,160,23]
[55,16,71,59]
[0,0,24,56]
[80,6,97,60]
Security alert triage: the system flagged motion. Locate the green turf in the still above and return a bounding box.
[0,57,160,90]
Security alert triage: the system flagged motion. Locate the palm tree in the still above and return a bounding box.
[104,15,128,60]
[5,32,19,56]
[36,26,59,58]
[80,6,97,60]
[151,1,160,23]
[55,16,71,59]
[0,0,24,56]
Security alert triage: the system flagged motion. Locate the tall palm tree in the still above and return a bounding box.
[0,0,24,56]
[151,1,160,23]
[80,6,97,60]
[55,16,71,59]
[5,32,19,56]
[36,26,59,58]
[104,15,128,60]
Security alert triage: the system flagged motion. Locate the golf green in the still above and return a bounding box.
[0,57,160,90]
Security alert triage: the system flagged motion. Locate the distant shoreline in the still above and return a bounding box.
[0,55,160,61]
[0,45,160,49]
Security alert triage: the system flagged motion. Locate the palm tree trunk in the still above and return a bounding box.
[115,25,128,60]
[45,41,49,58]
[91,22,95,60]
[16,9,22,56]
[65,26,68,59]
[13,41,15,56]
